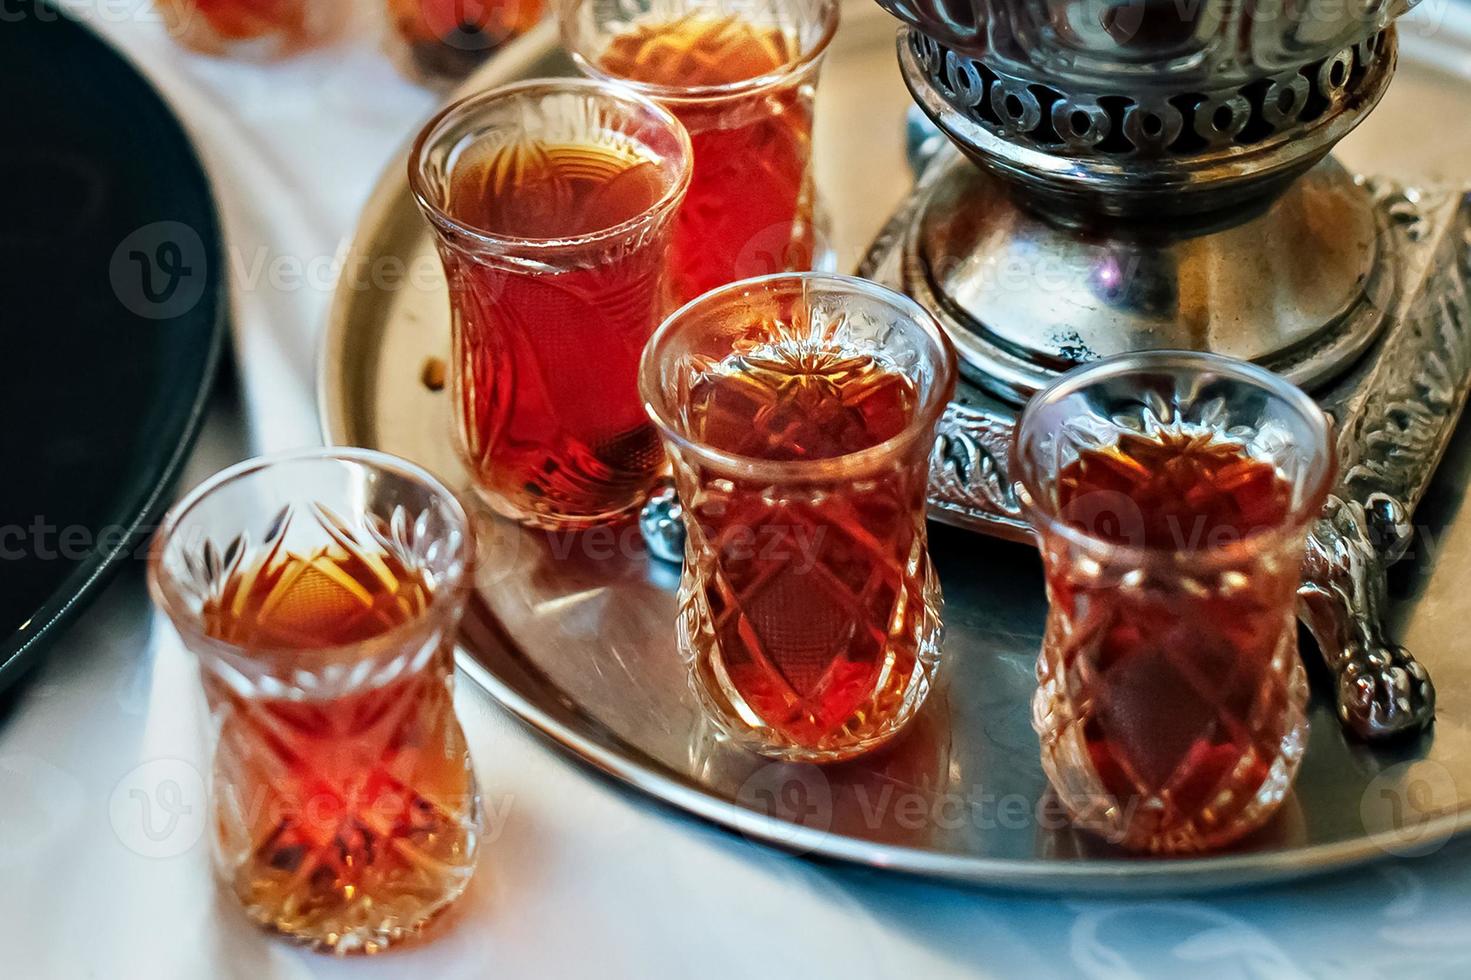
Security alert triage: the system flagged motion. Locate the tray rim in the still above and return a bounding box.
[450,621,1468,894]
[318,8,1471,893]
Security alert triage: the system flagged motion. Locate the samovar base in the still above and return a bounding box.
[891,151,1394,404]
[862,172,1471,740]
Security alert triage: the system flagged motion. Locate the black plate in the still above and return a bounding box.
[0,8,226,693]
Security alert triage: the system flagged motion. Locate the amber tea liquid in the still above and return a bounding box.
[597,13,817,302]
[1045,430,1301,849]
[442,138,672,527]
[678,333,934,757]
[156,0,323,54]
[201,542,478,950]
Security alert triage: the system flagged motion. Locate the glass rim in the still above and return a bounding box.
[407,77,694,253]
[1011,350,1337,562]
[147,446,473,664]
[639,272,959,481]
[560,0,841,106]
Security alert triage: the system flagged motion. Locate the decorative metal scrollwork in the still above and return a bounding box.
[908,30,1393,162]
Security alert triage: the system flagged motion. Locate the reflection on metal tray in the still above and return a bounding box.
[319,6,1471,892]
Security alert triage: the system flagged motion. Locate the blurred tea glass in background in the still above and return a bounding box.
[149,449,482,953]
[155,0,335,56]
[410,80,692,529]
[641,273,957,762]
[385,0,545,85]
[561,0,839,304]
[1014,353,1335,854]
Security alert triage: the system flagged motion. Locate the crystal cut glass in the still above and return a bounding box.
[641,273,958,762]
[1013,352,1336,853]
[149,449,481,953]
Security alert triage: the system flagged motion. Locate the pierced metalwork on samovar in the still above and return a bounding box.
[859,0,1471,740]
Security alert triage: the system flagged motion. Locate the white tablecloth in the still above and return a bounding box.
[5,5,1471,978]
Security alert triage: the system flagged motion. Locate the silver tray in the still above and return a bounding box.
[320,4,1471,893]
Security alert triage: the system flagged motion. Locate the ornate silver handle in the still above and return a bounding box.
[1299,494,1436,740]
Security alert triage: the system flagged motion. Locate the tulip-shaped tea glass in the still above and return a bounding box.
[411,79,693,530]
[148,448,481,953]
[561,0,840,304]
[1013,352,1336,853]
[641,273,958,762]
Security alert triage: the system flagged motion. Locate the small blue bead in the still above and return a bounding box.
[640,482,686,565]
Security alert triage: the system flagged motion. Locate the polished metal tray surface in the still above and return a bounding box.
[320,5,1471,892]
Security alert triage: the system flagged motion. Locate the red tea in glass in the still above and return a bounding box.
[641,274,956,762]
[1015,353,1335,854]
[156,0,330,56]
[385,0,544,85]
[202,547,477,951]
[410,81,692,529]
[683,343,921,745]
[1053,432,1299,823]
[148,450,480,953]
[564,0,839,304]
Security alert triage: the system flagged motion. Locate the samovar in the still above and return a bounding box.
[857,0,1471,740]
